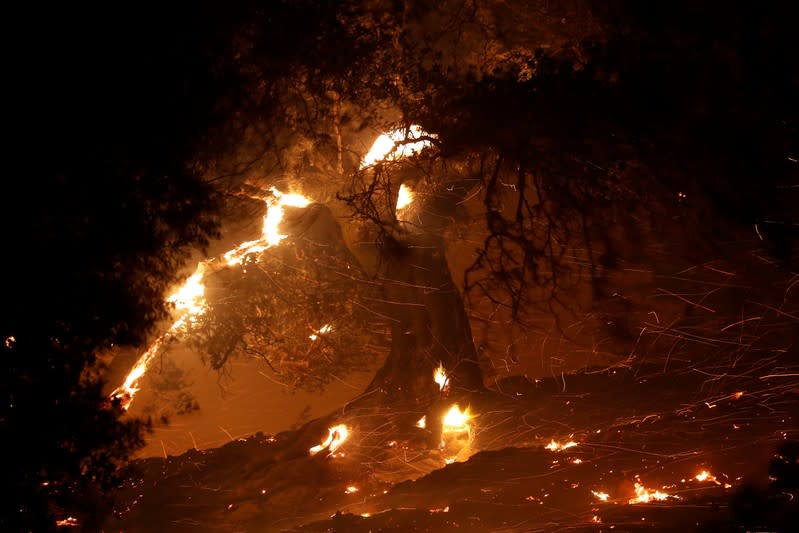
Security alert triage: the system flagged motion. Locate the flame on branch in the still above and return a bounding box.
[360,125,435,168]
[111,187,312,410]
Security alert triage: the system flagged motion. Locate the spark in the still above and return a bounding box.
[433,362,449,391]
[416,416,427,429]
[309,424,350,456]
[360,125,435,168]
[345,486,359,494]
[4,336,15,348]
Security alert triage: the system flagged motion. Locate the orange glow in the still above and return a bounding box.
[433,362,449,391]
[545,439,578,451]
[309,424,350,456]
[360,125,435,168]
[345,485,359,494]
[415,415,427,429]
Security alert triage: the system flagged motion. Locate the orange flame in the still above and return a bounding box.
[545,439,578,451]
[111,187,311,410]
[628,476,676,504]
[309,424,350,456]
[433,362,449,391]
[396,183,414,211]
[360,125,435,168]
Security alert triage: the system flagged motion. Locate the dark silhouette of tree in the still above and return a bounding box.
[2,5,227,531]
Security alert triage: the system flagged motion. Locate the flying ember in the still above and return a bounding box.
[360,125,435,168]
[309,424,350,456]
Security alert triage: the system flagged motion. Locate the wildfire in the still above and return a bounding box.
[628,476,676,504]
[433,362,449,391]
[440,404,473,463]
[111,187,312,411]
[360,125,435,168]
[545,439,578,451]
[396,183,414,211]
[309,423,350,456]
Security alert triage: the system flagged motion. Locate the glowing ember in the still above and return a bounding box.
[416,415,427,429]
[592,490,610,502]
[442,404,471,433]
[4,336,15,348]
[309,323,333,341]
[433,362,449,391]
[309,424,350,456]
[360,125,435,168]
[545,439,578,451]
[628,477,676,504]
[345,485,359,494]
[396,183,414,211]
